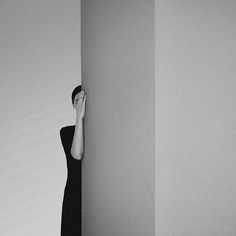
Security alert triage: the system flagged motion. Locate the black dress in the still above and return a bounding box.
[60,125,82,236]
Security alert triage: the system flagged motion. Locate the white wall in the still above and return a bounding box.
[155,0,236,235]
[0,1,80,235]
[81,0,155,235]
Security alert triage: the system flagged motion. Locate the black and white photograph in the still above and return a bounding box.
[0,0,235,235]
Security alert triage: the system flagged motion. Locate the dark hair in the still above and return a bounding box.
[71,85,82,104]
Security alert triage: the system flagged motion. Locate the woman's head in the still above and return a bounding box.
[71,85,81,104]
[71,85,85,109]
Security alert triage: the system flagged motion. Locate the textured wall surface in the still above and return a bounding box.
[0,1,81,235]
[81,0,155,235]
[155,0,236,235]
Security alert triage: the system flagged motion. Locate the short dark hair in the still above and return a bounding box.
[71,85,82,104]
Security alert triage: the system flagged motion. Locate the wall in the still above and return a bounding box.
[155,0,236,235]
[0,1,80,235]
[81,0,155,235]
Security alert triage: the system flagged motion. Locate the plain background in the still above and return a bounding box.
[155,0,236,235]
[81,0,155,235]
[0,0,80,235]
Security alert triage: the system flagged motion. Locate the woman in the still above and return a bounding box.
[60,85,86,236]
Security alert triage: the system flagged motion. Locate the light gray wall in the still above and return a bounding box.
[155,0,236,235]
[0,1,80,235]
[81,0,155,235]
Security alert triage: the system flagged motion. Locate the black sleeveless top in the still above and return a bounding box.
[60,125,82,236]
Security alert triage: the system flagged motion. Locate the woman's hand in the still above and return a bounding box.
[75,91,86,121]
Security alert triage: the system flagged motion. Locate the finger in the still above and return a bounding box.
[83,94,86,103]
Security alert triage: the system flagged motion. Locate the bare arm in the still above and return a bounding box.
[70,91,86,160]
